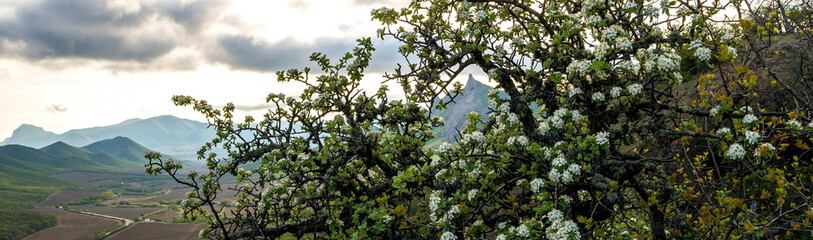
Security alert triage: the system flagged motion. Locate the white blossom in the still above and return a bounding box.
[571,110,582,122]
[568,87,583,98]
[595,131,609,145]
[430,155,442,168]
[656,53,681,72]
[785,119,802,129]
[552,154,567,167]
[511,136,529,146]
[695,46,711,61]
[468,189,479,201]
[440,231,457,240]
[461,131,485,144]
[710,106,721,117]
[516,224,531,237]
[610,87,623,98]
[616,37,632,51]
[585,15,602,25]
[742,114,759,124]
[716,128,731,136]
[615,59,640,72]
[539,121,551,134]
[429,191,442,221]
[745,130,760,145]
[592,92,605,102]
[531,178,546,193]
[727,143,746,160]
[627,83,643,95]
[567,60,591,76]
[438,142,454,153]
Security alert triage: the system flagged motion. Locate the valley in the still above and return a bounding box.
[0,130,217,240]
[23,171,214,240]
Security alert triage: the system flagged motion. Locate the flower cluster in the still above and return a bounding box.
[744,130,760,145]
[438,142,454,153]
[623,1,637,10]
[429,190,442,221]
[616,36,632,51]
[727,143,746,160]
[595,131,610,145]
[539,121,551,134]
[546,209,579,240]
[615,59,640,72]
[656,53,681,72]
[715,127,731,136]
[440,231,456,240]
[531,178,545,193]
[627,83,643,95]
[592,92,605,102]
[689,41,711,61]
[742,114,758,124]
[785,119,801,129]
[710,106,721,117]
[460,131,485,144]
[567,60,591,76]
[508,135,529,146]
[549,162,581,184]
[610,87,623,98]
[568,87,583,98]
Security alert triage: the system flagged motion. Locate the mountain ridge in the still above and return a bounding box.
[2,115,215,160]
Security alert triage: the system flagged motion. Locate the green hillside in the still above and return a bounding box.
[41,141,141,169]
[0,145,123,173]
[81,136,152,163]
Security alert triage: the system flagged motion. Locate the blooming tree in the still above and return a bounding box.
[147,0,813,239]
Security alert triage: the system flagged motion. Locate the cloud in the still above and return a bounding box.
[45,103,69,113]
[207,35,403,73]
[234,103,275,111]
[0,0,227,64]
[0,0,406,74]
[350,0,412,7]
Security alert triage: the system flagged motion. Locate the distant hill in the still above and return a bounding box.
[1,115,215,160]
[81,136,152,163]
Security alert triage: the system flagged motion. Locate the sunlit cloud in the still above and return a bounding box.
[44,103,69,113]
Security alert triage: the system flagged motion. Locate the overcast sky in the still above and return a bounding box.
[0,0,450,139]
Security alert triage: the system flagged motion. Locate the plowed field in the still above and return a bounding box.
[106,222,205,240]
[23,207,120,240]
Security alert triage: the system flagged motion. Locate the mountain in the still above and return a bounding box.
[432,74,496,142]
[81,136,152,163]
[1,115,215,160]
[3,124,59,148]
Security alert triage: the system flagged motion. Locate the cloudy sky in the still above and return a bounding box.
[0,0,439,140]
